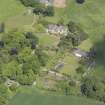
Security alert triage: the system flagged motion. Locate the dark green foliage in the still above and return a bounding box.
[17,73,35,85]
[33,6,54,16]
[35,48,48,66]
[24,32,39,49]
[76,66,85,74]
[67,21,88,46]
[0,41,4,48]
[0,96,7,105]
[19,0,54,17]
[58,22,88,50]
[9,83,17,92]
[19,0,39,7]
[76,0,85,4]
[10,48,18,55]
[0,84,9,105]
[81,76,96,97]
[58,34,73,50]
[0,31,48,85]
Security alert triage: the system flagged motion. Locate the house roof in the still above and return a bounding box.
[47,24,67,31]
[72,48,87,57]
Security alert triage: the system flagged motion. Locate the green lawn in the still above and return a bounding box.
[6,14,34,30]
[60,53,79,76]
[8,88,104,105]
[36,34,59,46]
[0,0,25,21]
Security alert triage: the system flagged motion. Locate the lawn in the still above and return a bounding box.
[8,88,104,105]
[0,0,25,21]
[6,13,34,30]
[36,34,59,46]
[60,53,79,76]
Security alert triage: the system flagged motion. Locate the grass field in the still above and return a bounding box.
[60,53,79,76]
[8,88,104,105]
[36,34,59,46]
[0,0,25,21]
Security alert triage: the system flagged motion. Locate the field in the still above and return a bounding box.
[8,88,104,105]
[0,0,34,31]
[0,0,25,21]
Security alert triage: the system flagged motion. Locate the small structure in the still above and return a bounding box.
[46,24,68,36]
[72,48,88,58]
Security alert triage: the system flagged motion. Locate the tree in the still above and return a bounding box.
[0,41,4,48]
[58,33,73,50]
[0,30,48,85]
[17,71,35,85]
[24,32,39,49]
[33,6,54,17]
[67,21,88,47]
[35,48,48,66]
[81,76,96,97]
[0,96,7,105]
[19,0,40,7]
[76,0,85,4]
[2,61,22,79]
[44,6,54,16]
[9,83,17,92]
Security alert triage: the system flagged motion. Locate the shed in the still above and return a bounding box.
[72,48,87,58]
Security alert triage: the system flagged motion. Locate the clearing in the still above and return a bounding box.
[8,88,104,105]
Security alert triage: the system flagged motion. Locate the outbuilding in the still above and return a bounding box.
[72,48,88,58]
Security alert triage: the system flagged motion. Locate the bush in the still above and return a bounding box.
[9,83,17,92]
[76,0,85,4]
[76,66,85,74]
[81,76,96,97]
[19,0,39,7]
[33,6,54,16]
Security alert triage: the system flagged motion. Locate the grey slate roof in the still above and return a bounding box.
[72,48,88,57]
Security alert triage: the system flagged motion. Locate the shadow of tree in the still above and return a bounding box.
[93,36,105,68]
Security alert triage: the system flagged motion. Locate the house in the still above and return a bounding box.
[39,0,53,6]
[72,48,88,58]
[46,24,68,35]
